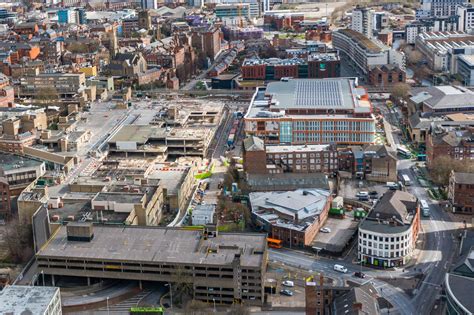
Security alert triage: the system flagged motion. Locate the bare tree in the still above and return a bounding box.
[36,86,59,106]
[227,303,250,315]
[407,50,423,66]
[391,83,411,101]
[4,219,34,264]
[430,156,474,185]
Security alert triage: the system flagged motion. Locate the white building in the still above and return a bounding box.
[358,191,420,267]
[351,7,374,38]
[457,4,474,32]
[0,285,62,315]
[417,0,464,19]
[141,0,158,9]
[191,204,216,225]
[332,29,405,74]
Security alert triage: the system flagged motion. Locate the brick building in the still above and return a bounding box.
[243,137,338,175]
[448,171,474,215]
[249,188,331,247]
[426,126,474,168]
[368,64,406,87]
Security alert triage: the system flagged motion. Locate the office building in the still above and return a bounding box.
[36,224,267,306]
[0,285,61,315]
[241,53,340,81]
[244,78,376,145]
[17,73,89,101]
[215,3,251,19]
[448,171,474,215]
[249,188,331,247]
[416,31,474,71]
[358,191,421,267]
[351,6,374,38]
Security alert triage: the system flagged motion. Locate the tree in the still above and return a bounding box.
[67,42,89,54]
[430,156,474,185]
[391,83,411,102]
[407,50,423,66]
[36,86,59,106]
[4,219,34,264]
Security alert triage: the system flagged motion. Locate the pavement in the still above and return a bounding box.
[268,101,462,315]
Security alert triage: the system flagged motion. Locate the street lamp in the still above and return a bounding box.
[213,298,216,312]
[106,296,109,315]
[165,282,173,309]
[41,270,44,286]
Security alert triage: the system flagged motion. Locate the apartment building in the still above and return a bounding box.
[36,224,267,306]
[358,191,421,267]
[457,4,474,32]
[244,78,376,145]
[332,29,404,75]
[351,6,374,38]
[448,171,474,215]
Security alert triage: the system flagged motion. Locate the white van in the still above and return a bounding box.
[334,264,348,273]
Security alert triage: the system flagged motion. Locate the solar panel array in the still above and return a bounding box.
[294,80,344,108]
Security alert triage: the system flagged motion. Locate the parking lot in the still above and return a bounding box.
[312,214,359,254]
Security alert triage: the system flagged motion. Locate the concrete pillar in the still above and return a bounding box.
[87,277,91,286]
[139,280,142,290]
[52,274,55,287]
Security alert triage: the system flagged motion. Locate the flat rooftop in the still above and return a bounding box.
[93,192,144,204]
[246,78,371,119]
[265,144,331,154]
[37,225,266,268]
[0,152,43,172]
[109,125,165,144]
[0,285,59,314]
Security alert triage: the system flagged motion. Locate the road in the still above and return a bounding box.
[268,100,460,314]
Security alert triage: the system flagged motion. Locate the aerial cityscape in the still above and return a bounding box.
[0,0,472,314]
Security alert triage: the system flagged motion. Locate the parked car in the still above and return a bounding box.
[354,271,366,278]
[282,280,294,287]
[320,227,331,233]
[280,289,294,296]
[356,191,369,197]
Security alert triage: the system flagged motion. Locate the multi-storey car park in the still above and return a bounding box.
[244,77,376,145]
[35,223,268,306]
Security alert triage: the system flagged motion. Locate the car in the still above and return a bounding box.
[369,191,378,196]
[282,280,294,287]
[334,264,348,273]
[320,227,331,233]
[354,272,366,278]
[280,289,294,296]
[356,191,369,198]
